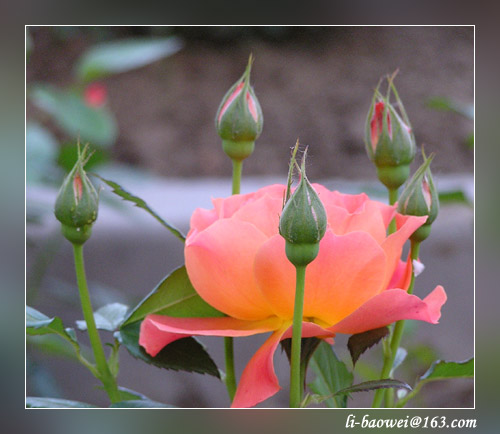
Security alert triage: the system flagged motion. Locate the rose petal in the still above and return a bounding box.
[304,230,387,325]
[189,207,218,235]
[335,191,369,213]
[210,185,285,221]
[231,326,288,408]
[139,315,283,357]
[186,219,274,320]
[254,230,387,325]
[231,321,335,408]
[341,200,393,244]
[386,254,413,291]
[232,193,282,238]
[330,286,447,335]
[380,214,427,289]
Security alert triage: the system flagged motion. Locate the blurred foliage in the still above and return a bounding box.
[30,84,118,147]
[427,97,474,148]
[26,27,184,190]
[75,37,183,82]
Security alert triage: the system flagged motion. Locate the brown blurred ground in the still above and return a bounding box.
[27,26,473,180]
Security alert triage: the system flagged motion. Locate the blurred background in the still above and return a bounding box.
[26,26,474,408]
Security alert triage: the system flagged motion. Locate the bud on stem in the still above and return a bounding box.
[365,74,416,190]
[398,150,439,242]
[54,144,99,245]
[216,55,263,162]
[279,145,327,266]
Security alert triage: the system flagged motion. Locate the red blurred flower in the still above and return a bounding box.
[83,82,107,107]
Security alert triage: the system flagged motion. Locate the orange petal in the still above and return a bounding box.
[253,235,296,319]
[186,219,273,320]
[303,230,387,325]
[254,230,387,325]
[330,286,447,335]
[313,188,393,243]
[211,194,252,219]
[232,320,335,408]
[341,200,394,244]
[231,326,288,408]
[335,191,369,213]
[386,252,413,291]
[189,207,218,235]
[380,214,427,289]
[253,184,287,200]
[232,193,282,238]
[139,315,283,357]
[210,185,285,221]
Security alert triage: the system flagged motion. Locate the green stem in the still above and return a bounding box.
[388,188,398,234]
[72,243,120,403]
[224,337,237,401]
[290,265,307,408]
[231,159,243,195]
[222,158,244,403]
[377,186,399,405]
[372,240,421,408]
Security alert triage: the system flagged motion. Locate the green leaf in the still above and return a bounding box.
[26,306,77,344]
[426,97,474,120]
[75,37,183,82]
[396,358,473,407]
[390,347,408,376]
[307,379,411,407]
[281,337,322,392]
[123,266,223,326]
[347,326,389,366]
[107,339,121,378]
[29,84,117,147]
[26,397,97,408]
[110,399,175,408]
[465,133,474,149]
[76,302,129,332]
[119,322,220,378]
[281,337,321,367]
[438,190,469,205]
[421,358,474,381]
[308,341,353,408]
[27,306,99,376]
[118,266,223,378]
[334,379,411,397]
[115,386,147,401]
[95,175,186,243]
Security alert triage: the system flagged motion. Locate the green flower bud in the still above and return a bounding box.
[365,77,416,190]
[54,144,98,244]
[279,148,327,267]
[215,55,263,161]
[398,152,439,242]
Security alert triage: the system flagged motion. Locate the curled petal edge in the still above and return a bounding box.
[329,286,447,335]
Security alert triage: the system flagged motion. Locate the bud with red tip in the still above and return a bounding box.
[215,55,263,161]
[54,144,99,244]
[397,151,439,242]
[365,76,416,190]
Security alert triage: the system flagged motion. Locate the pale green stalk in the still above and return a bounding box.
[73,244,120,403]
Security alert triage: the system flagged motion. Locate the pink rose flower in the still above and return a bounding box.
[139,184,446,408]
